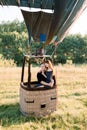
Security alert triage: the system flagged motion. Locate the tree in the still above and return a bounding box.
[54,34,87,64]
[0,21,28,66]
[0,21,87,65]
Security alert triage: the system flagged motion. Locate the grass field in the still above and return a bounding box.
[0,64,87,130]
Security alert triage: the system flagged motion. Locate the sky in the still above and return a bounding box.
[0,6,87,35]
[0,6,24,22]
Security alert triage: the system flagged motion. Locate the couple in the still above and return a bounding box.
[36,60,56,88]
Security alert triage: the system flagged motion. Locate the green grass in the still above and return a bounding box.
[0,65,87,130]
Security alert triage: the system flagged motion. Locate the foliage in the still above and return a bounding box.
[0,54,16,67]
[0,21,28,66]
[0,20,26,33]
[0,21,87,65]
[48,34,87,64]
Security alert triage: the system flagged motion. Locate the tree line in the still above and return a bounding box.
[0,21,87,66]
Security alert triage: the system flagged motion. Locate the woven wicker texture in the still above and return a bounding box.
[20,86,58,116]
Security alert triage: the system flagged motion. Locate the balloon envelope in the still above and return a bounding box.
[0,0,87,44]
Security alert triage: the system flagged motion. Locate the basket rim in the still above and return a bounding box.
[20,81,57,91]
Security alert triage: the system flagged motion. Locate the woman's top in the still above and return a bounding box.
[45,70,53,83]
[37,72,47,83]
[36,70,56,88]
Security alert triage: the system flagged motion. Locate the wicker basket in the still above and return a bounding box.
[20,84,58,117]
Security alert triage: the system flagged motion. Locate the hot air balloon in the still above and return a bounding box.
[0,0,87,116]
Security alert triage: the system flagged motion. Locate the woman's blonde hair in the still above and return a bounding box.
[44,60,55,75]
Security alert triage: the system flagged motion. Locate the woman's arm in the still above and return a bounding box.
[41,81,53,87]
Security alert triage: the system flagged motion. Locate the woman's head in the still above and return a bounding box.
[40,64,46,71]
[44,60,55,73]
[44,60,53,69]
[44,61,49,69]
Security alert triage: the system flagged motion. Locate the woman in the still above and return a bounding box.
[44,60,56,86]
[36,63,54,88]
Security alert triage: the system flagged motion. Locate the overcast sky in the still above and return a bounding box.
[0,6,87,35]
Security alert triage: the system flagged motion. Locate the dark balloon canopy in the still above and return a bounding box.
[0,0,87,45]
